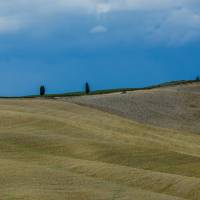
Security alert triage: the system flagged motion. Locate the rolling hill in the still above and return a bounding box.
[0,82,200,199]
[64,82,200,133]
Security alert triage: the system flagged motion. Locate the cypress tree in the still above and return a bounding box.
[85,82,90,94]
[40,86,45,96]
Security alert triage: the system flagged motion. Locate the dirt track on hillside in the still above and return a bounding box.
[62,82,200,133]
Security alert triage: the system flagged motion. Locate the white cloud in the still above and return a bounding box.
[96,3,111,14]
[0,17,23,33]
[147,8,200,45]
[90,25,107,34]
[0,0,200,44]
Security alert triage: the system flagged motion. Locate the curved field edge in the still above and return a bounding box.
[63,82,200,133]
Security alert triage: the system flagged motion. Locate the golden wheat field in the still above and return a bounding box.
[0,85,200,200]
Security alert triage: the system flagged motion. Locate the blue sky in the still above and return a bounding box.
[0,0,200,96]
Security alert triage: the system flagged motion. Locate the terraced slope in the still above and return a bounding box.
[0,99,200,200]
[64,82,200,133]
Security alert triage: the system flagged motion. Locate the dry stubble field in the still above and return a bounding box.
[0,82,200,200]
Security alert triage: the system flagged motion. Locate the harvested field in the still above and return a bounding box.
[63,82,200,133]
[0,98,200,199]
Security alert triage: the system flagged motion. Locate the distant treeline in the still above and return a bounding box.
[37,77,200,98]
[0,76,199,99]
[39,82,90,97]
